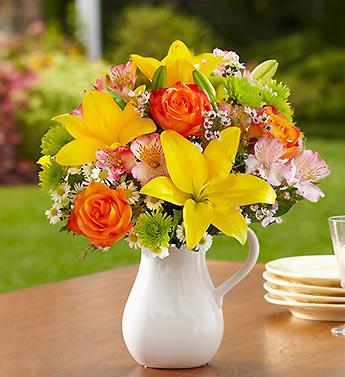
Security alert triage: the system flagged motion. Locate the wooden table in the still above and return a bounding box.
[1,262,345,377]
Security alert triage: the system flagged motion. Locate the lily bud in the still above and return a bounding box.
[151,66,167,89]
[251,60,278,83]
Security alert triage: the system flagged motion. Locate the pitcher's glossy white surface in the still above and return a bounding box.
[122,228,259,369]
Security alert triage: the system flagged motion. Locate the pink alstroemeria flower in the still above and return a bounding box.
[284,150,330,202]
[70,62,136,117]
[94,62,136,100]
[245,137,289,186]
[96,147,136,181]
[130,133,168,185]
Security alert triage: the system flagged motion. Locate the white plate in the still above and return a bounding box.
[262,271,345,296]
[265,255,340,286]
[264,293,345,321]
[263,282,345,304]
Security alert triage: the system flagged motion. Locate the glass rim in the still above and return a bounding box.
[328,215,345,222]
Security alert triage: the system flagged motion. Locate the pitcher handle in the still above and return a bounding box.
[213,228,259,307]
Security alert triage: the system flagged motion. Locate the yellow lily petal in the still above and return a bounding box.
[183,199,212,249]
[204,127,240,180]
[163,40,191,60]
[140,176,190,206]
[165,58,195,86]
[119,103,156,145]
[132,41,222,85]
[82,91,122,145]
[212,208,248,245]
[37,155,51,167]
[161,130,207,195]
[52,114,90,139]
[55,138,105,166]
[194,53,224,76]
[130,55,161,80]
[206,173,276,208]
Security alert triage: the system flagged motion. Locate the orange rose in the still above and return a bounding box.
[248,106,301,158]
[150,81,211,137]
[67,182,132,248]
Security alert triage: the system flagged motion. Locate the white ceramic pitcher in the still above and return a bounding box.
[122,228,259,369]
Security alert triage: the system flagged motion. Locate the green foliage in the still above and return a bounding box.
[107,5,217,63]
[39,160,66,190]
[280,48,345,136]
[41,124,73,156]
[261,80,292,119]
[224,77,261,108]
[134,211,173,249]
[17,54,107,161]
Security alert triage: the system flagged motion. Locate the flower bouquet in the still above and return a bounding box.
[38,41,330,368]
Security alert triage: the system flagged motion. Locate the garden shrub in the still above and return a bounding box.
[106,5,218,63]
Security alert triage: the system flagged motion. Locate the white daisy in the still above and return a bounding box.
[144,196,163,211]
[195,233,213,253]
[45,203,62,224]
[51,183,71,202]
[119,181,140,204]
[176,224,186,242]
[90,167,113,184]
[73,183,85,194]
[142,246,169,259]
[81,163,95,179]
[125,231,141,250]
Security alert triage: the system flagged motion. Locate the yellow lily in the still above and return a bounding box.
[131,40,223,87]
[53,91,156,166]
[141,128,276,249]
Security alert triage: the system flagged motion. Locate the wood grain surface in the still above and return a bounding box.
[1,261,345,377]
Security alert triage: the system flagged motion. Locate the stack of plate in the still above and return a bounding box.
[263,255,345,321]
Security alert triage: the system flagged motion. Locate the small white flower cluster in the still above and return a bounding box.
[261,84,278,97]
[202,109,231,141]
[213,48,245,77]
[175,224,212,253]
[45,182,72,224]
[128,90,150,118]
[119,180,140,205]
[244,107,270,127]
[249,203,282,228]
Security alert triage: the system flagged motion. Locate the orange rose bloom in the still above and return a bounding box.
[248,106,301,158]
[67,182,132,248]
[150,81,211,137]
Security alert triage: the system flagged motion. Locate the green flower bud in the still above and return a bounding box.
[151,66,167,90]
[251,60,278,83]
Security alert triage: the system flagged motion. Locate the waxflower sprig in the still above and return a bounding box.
[38,40,330,259]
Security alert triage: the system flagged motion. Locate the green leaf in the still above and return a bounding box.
[172,209,183,227]
[39,160,67,191]
[41,124,73,156]
[151,66,167,89]
[251,60,278,83]
[108,89,126,109]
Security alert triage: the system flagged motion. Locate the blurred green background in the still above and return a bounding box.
[0,0,344,293]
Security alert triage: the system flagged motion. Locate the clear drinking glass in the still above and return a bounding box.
[329,216,345,336]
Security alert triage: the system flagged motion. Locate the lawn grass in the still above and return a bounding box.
[0,138,344,293]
